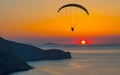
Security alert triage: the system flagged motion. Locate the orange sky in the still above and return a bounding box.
[0,0,120,44]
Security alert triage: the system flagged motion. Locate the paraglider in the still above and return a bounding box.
[71,27,74,31]
[57,3,89,31]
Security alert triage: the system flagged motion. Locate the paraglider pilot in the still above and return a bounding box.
[71,27,74,31]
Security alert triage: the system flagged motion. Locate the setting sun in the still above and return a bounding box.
[81,40,87,45]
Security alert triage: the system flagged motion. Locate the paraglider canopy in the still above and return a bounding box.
[58,3,89,15]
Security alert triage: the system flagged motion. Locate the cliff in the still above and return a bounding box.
[0,37,32,75]
[6,40,71,61]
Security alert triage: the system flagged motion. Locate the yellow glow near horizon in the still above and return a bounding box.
[0,13,120,38]
[23,13,120,36]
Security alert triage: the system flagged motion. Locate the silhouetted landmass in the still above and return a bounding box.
[0,37,32,75]
[0,37,71,74]
[43,42,62,45]
[43,42,120,47]
[5,38,71,61]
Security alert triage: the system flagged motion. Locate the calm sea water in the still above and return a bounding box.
[11,45,120,75]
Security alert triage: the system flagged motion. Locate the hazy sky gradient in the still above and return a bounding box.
[0,0,120,44]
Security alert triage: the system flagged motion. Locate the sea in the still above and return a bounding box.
[11,44,120,75]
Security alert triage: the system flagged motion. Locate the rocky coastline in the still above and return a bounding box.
[0,37,71,75]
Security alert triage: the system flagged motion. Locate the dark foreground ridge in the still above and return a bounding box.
[0,37,71,74]
[0,37,32,75]
[6,39,71,61]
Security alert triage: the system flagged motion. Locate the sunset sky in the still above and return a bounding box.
[0,0,120,44]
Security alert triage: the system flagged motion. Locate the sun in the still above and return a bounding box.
[81,40,87,45]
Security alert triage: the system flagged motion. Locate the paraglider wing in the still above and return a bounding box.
[58,3,89,15]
